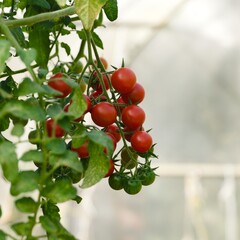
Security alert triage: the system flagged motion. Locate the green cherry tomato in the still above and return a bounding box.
[123,178,142,195]
[139,170,156,186]
[108,173,124,190]
[120,146,138,169]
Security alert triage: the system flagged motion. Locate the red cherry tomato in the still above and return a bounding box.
[46,118,65,138]
[121,105,145,130]
[121,83,145,104]
[71,141,89,159]
[104,159,114,178]
[91,102,117,127]
[48,73,72,98]
[111,67,136,94]
[131,131,153,153]
[90,71,110,92]
[105,124,121,142]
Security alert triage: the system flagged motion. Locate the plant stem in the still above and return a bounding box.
[4,6,76,28]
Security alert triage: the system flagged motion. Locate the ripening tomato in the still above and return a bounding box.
[48,73,72,98]
[121,105,145,130]
[111,67,136,94]
[46,118,65,138]
[90,71,110,92]
[105,124,121,142]
[71,141,89,159]
[91,102,117,127]
[131,131,153,153]
[94,57,108,69]
[120,146,138,169]
[121,83,145,104]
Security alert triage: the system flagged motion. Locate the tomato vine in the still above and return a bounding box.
[0,0,158,239]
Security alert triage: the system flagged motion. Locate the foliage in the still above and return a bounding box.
[0,0,158,239]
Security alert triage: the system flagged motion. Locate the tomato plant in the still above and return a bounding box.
[0,0,158,239]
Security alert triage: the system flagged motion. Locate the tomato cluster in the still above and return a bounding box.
[32,58,157,195]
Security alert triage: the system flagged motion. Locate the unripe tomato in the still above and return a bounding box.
[48,73,72,98]
[91,102,117,127]
[121,83,145,104]
[46,118,65,138]
[111,67,136,94]
[108,173,124,190]
[123,178,142,195]
[121,105,145,130]
[131,131,152,153]
[71,61,83,74]
[120,146,138,169]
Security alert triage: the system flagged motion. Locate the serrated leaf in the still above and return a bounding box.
[19,48,37,66]
[61,42,71,56]
[20,150,43,163]
[81,141,109,188]
[0,40,10,74]
[15,197,38,213]
[75,0,108,31]
[46,138,66,155]
[29,24,50,68]
[41,201,60,222]
[0,99,46,121]
[11,221,33,236]
[43,177,77,203]
[17,78,46,96]
[40,216,58,233]
[10,27,28,48]
[68,87,87,119]
[11,123,25,137]
[49,150,83,172]
[103,0,118,21]
[0,142,18,182]
[10,171,40,196]
[92,32,103,49]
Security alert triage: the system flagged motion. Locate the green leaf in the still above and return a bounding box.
[43,177,77,203]
[92,32,103,49]
[46,138,66,155]
[41,201,60,222]
[103,0,118,21]
[29,23,50,68]
[0,142,18,182]
[87,129,113,156]
[0,117,10,132]
[0,206,2,218]
[60,42,71,56]
[68,87,87,119]
[28,0,51,10]
[81,141,109,188]
[40,216,58,234]
[20,150,43,163]
[17,77,46,96]
[71,125,87,148]
[46,103,63,118]
[10,171,40,196]
[72,195,82,204]
[49,150,83,172]
[0,230,6,240]
[0,40,10,74]
[11,220,33,236]
[15,197,38,213]
[2,0,12,7]
[75,0,108,31]
[10,27,28,48]
[11,123,25,137]
[19,48,37,66]
[0,99,46,121]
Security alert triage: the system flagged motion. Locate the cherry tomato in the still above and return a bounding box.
[115,97,126,113]
[105,132,117,151]
[48,73,72,98]
[123,178,142,195]
[104,159,114,177]
[139,170,156,186]
[131,131,153,153]
[89,91,107,102]
[71,61,83,74]
[120,146,138,169]
[111,67,136,94]
[91,102,117,127]
[121,83,145,104]
[121,105,145,130]
[108,173,124,190]
[71,141,89,159]
[94,57,108,69]
[105,124,121,142]
[46,118,65,138]
[90,71,110,92]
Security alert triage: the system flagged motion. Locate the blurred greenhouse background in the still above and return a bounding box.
[1,0,240,239]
